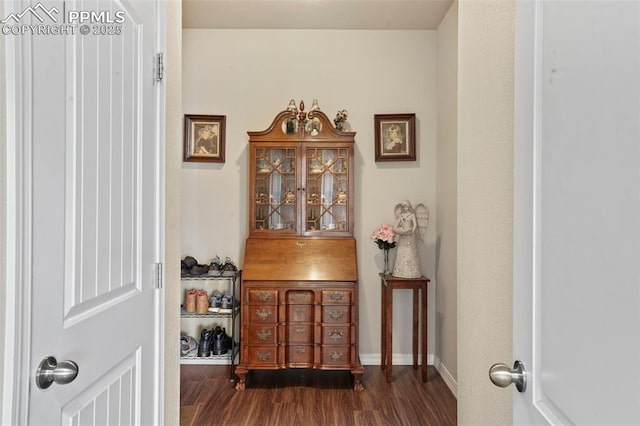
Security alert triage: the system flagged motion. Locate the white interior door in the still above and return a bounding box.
[513,0,640,424]
[5,0,164,424]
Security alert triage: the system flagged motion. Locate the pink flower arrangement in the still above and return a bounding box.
[371,224,397,251]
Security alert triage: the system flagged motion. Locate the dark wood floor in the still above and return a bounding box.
[181,365,457,426]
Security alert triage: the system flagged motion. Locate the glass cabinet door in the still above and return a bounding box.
[254,147,297,232]
[305,147,350,233]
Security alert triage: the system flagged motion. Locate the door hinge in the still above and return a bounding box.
[155,53,164,82]
[154,262,163,289]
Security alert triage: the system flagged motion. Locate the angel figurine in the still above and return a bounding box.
[392,201,429,278]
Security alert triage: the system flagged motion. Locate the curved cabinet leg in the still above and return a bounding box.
[352,364,364,391]
[235,366,247,390]
[353,376,364,391]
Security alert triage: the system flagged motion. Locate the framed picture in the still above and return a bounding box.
[183,114,226,163]
[374,113,416,162]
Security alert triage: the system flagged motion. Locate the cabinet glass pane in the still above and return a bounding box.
[305,148,349,232]
[255,148,297,231]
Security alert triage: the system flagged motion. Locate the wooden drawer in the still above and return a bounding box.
[248,289,278,304]
[321,290,351,304]
[286,324,313,343]
[247,346,278,366]
[321,346,351,367]
[321,326,350,345]
[286,345,314,365]
[321,305,351,323]
[247,325,277,345]
[287,304,313,322]
[249,305,277,323]
[286,290,314,304]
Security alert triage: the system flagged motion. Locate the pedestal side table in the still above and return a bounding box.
[380,273,430,383]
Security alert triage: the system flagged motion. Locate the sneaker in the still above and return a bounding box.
[198,328,213,357]
[222,257,237,276]
[212,326,231,355]
[208,291,222,313]
[208,255,223,276]
[180,335,198,357]
[219,292,233,314]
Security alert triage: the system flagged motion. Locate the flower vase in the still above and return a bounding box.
[383,249,391,275]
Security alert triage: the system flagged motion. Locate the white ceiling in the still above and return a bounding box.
[182,0,454,30]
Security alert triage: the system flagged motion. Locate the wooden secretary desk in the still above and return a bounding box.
[235,101,364,391]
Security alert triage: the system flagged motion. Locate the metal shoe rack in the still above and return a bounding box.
[180,271,241,380]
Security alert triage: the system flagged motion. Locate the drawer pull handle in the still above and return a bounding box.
[328,330,344,341]
[256,292,271,302]
[257,352,271,361]
[328,292,344,302]
[328,351,343,361]
[295,327,305,335]
[296,241,306,248]
[256,309,271,320]
[295,347,306,355]
[328,309,344,320]
[256,330,272,340]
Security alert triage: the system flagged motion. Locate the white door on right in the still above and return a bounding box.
[513,0,640,424]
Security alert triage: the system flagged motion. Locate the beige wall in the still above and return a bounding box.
[181,29,438,362]
[457,0,514,424]
[436,1,458,391]
[164,0,182,424]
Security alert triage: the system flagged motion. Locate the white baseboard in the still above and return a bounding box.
[433,356,458,398]
[360,353,458,398]
[360,353,435,366]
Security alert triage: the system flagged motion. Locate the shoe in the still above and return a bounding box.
[222,257,238,276]
[208,291,222,313]
[183,289,197,313]
[190,264,209,275]
[219,292,233,314]
[196,290,210,314]
[212,326,231,355]
[180,335,198,357]
[198,328,213,357]
[181,260,189,277]
[183,256,198,269]
[208,255,223,276]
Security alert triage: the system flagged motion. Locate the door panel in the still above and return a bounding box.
[305,147,350,233]
[253,147,298,232]
[514,0,640,424]
[61,350,139,425]
[64,0,141,324]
